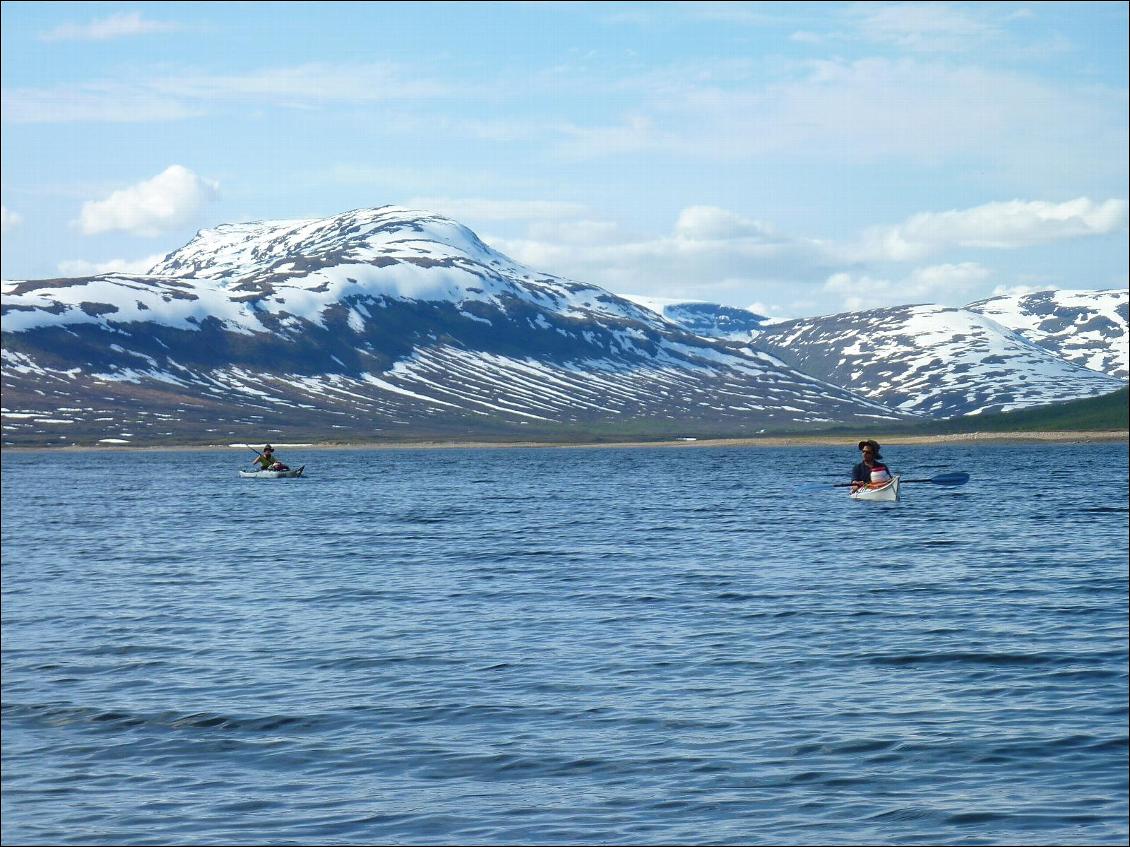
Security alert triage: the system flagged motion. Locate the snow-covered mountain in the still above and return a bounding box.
[623,296,769,340]
[965,288,1128,381]
[752,304,1125,418]
[1,207,902,447]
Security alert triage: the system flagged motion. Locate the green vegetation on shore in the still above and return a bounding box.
[481,387,1130,444]
[504,387,1130,442]
[871,386,1128,436]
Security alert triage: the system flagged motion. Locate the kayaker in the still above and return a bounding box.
[251,445,277,470]
[851,439,892,492]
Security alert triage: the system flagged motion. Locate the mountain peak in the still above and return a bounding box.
[147,205,502,280]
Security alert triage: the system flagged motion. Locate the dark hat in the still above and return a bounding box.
[858,439,881,452]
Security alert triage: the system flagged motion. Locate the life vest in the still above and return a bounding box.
[870,464,892,484]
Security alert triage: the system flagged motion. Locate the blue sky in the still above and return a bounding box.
[2,1,1127,317]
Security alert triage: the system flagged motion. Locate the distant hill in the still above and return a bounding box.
[751,303,1124,419]
[965,288,1127,380]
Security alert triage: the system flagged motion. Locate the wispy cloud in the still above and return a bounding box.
[1,82,203,124]
[541,55,1126,193]
[153,62,450,104]
[988,283,1053,299]
[849,2,999,53]
[484,204,831,308]
[39,12,185,42]
[77,165,219,237]
[478,196,1125,314]
[3,62,449,124]
[842,198,1129,262]
[4,51,1122,205]
[823,262,991,312]
[1,206,22,232]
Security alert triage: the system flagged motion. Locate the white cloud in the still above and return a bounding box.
[40,12,184,42]
[482,196,1125,315]
[844,198,1129,262]
[57,254,169,277]
[674,206,778,241]
[1,206,22,232]
[77,165,219,237]
[485,204,831,306]
[822,262,992,312]
[989,283,1051,299]
[851,3,998,52]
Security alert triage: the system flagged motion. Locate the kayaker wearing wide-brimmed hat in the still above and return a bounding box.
[250,447,289,474]
[851,439,892,492]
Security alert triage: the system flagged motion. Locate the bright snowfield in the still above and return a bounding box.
[754,303,1125,417]
[621,295,771,341]
[1,206,1127,446]
[966,289,1129,381]
[4,208,667,335]
[629,289,1129,389]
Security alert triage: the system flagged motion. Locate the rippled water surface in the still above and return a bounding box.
[3,443,1128,845]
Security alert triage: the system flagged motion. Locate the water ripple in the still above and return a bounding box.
[2,443,1127,845]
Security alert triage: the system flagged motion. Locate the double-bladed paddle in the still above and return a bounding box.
[831,471,969,488]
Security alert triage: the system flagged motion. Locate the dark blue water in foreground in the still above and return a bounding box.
[3,443,1128,845]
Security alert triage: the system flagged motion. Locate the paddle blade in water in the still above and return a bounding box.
[902,472,970,485]
[931,472,970,485]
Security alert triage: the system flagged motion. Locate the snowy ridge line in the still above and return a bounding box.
[755,302,1124,417]
[5,217,669,338]
[965,288,1128,381]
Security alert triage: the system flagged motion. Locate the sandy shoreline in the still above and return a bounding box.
[3,430,1126,453]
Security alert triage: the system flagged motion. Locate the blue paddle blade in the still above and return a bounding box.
[931,472,970,485]
[901,472,970,485]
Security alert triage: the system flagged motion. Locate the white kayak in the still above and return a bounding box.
[850,475,900,502]
[239,465,305,479]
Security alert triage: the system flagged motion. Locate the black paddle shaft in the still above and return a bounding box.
[833,472,969,488]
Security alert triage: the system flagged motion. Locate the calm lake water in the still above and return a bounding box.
[2,443,1128,845]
